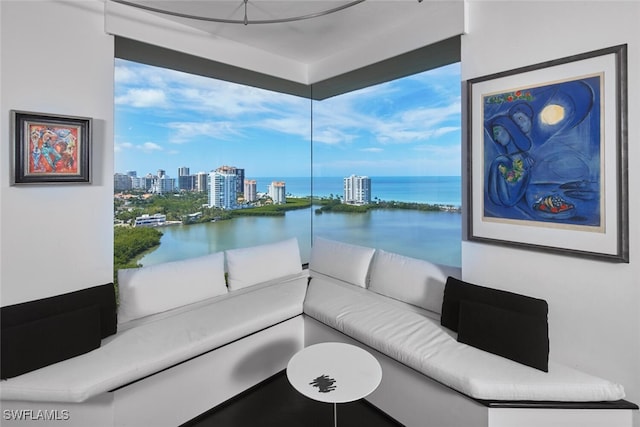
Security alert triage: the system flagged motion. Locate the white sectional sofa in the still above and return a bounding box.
[304,237,634,427]
[1,238,308,427]
[0,237,636,427]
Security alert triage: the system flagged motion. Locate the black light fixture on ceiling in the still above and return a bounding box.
[110,0,370,25]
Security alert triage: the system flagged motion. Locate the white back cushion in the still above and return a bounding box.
[225,238,302,291]
[118,251,227,324]
[309,237,375,288]
[369,249,458,314]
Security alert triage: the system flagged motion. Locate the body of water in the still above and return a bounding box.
[255,176,461,206]
[138,176,462,268]
[138,207,461,267]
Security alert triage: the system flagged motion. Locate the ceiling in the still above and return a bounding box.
[107,0,464,98]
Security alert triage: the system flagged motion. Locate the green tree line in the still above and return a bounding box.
[115,192,209,223]
[314,197,457,214]
[115,192,312,225]
[114,226,163,271]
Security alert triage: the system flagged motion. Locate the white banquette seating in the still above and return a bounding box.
[0,237,635,427]
[304,238,634,427]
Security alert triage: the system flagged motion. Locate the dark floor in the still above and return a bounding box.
[181,370,404,427]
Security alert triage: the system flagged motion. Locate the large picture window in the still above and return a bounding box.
[311,64,461,266]
[114,59,461,275]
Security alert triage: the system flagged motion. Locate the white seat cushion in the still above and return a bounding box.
[368,249,460,315]
[0,275,308,403]
[117,252,227,324]
[309,237,375,288]
[226,238,302,291]
[304,276,626,402]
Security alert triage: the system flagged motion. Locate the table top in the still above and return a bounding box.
[286,342,382,404]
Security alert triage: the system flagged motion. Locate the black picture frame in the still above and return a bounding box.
[12,110,92,184]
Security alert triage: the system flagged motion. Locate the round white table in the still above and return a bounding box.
[286,342,382,426]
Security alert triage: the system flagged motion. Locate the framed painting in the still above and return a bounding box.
[467,45,628,262]
[12,110,92,184]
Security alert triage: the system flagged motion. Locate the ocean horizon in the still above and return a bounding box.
[252,176,462,206]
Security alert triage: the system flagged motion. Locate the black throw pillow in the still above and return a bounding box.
[0,283,117,339]
[457,299,549,372]
[440,276,549,371]
[1,305,102,379]
[441,276,548,332]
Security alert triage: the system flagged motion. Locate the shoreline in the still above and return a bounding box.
[136,207,462,269]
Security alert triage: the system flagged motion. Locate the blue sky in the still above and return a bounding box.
[114,59,461,178]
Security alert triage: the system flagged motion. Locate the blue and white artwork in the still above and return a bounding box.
[482,76,602,228]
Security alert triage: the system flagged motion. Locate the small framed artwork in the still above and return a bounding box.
[466,45,628,262]
[12,110,92,184]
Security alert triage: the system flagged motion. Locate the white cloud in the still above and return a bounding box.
[309,81,461,147]
[118,59,306,119]
[166,121,240,144]
[138,142,163,152]
[258,117,311,140]
[114,64,139,85]
[114,141,133,152]
[114,58,463,176]
[431,126,460,138]
[399,101,461,126]
[115,88,167,108]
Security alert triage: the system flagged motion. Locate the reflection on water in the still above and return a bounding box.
[139,207,461,268]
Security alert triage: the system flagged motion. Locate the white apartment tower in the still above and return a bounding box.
[216,165,244,196]
[209,171,238,209]
[244,179,257,202]
[151,175,176,194]
[195,172,208,192]
[344,175,371,205]
[268,181,286,204]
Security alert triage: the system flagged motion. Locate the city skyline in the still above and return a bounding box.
[115,59,461,178]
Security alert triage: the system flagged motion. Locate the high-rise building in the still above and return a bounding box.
[114,173,132,191]
[235,169,245,195]
[209,171,238,209]
[196,172,208,192]
[177,167,194,191]
[151,174,175,194]
[343,175,371,205]
[244,179,257,202]
[130,176,147,191]
[178,175,195,191]
[216,166,244,195]
[268,181,286,204]
[142,173,155,191]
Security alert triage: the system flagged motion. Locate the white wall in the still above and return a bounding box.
[0,0,114,305]
[461,0,640,418]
